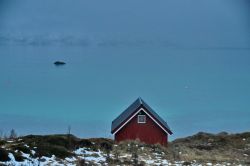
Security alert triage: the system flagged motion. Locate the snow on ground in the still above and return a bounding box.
[74,147,107,165]
[0,153,72,166]
[0,147,243,166]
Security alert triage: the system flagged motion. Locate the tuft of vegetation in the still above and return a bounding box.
[76,158,86,166]
[0,148,10,162]
[10,144,30,154]
[0,140,6,146]
[182,161,192,165]
[78,139,93,148]
[12,151,25,162]
[35,144,73,158]
[21,134,79,149]
[0,132,249,165]
[19,135,77,159]
[167,132,250,164]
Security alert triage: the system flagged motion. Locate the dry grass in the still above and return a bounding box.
[166,132,250,164]
[1,132,249,165]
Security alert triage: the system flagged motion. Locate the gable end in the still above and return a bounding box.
[112,107,172,135]
[111,98,173,135]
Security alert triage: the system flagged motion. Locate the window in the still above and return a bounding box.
[138,115,146,123]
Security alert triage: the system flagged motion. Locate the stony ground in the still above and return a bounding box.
[0,132,249,165]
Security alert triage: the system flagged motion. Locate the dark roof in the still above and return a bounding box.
[111,97,173,134]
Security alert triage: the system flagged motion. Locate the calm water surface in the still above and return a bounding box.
[0,45,249,140]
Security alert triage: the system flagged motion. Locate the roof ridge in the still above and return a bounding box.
[138,97,142,104]
[111,97,173,135]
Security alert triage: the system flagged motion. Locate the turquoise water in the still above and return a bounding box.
[0,0,249,140]
[0,45,249,140]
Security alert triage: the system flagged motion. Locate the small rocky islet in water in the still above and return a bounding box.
[54,61,66,66]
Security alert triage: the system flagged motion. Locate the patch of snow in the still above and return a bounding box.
[65,157,77,162]
[4,153,35,166]
[85,155,106,163]
[161,159,169,164]
[174,161,184,165]
[39,155,66,166]
[8,153,15,161]
[145,159,155,164]
[84,149,100,155]
[74,147,85,155]
[120,154,131,158]
[153,152,161,156]
[21,152,30,158]
[31,150,36,155]
[24,144,29,148]
[7,140,14,143]
[155,156,162,159]
[74,148,106,164]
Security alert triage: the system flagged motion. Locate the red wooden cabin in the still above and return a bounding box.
[111,97,173,145]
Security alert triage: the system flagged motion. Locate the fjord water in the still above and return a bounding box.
[0,45,249,139]
[0,0,250,140]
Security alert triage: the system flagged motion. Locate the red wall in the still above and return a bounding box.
[115,113,168,145]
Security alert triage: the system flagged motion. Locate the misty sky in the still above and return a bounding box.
[0,0,249,139]
[1,0,249,48]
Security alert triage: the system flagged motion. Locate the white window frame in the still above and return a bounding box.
[137,115,146,123]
